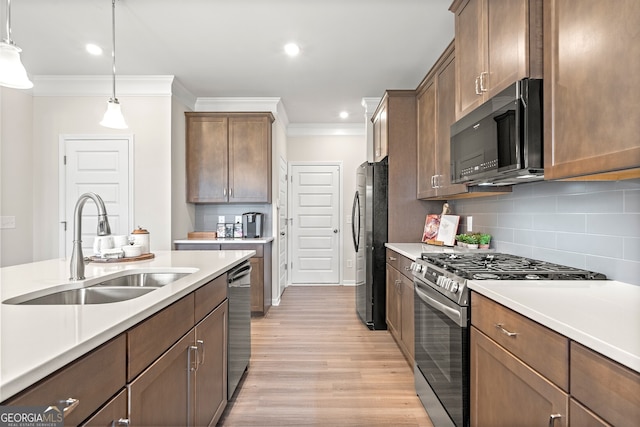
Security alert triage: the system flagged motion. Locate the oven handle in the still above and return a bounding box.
[414,282,466,327]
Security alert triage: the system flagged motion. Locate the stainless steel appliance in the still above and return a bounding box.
[242,212,263,238]
[411,252,605,427]
[351,159,388,330]
[450,78,543,186]
[227,261,252,398]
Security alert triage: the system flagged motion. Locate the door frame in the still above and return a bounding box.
[277,155,289,298]
[58,134,135,258]
[288,161,343,285]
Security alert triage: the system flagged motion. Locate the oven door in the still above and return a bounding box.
[414,279,469,427]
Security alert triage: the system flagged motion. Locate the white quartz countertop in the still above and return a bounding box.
[468,280,640,373]
[174,237,274,245]
[0,250,254,401]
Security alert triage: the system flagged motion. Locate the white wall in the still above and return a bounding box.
[32,95,173,261]
[287,134,366,284]
[0,88,34,267]
[170,96,195,242]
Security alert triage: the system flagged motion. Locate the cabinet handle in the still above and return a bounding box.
[189,345,199,371]
[495,323,518,337]
[197,339,206,366]
[223,188,227,197]
[480,71,488,92]
[229,187,233,197]
[112,419,130,427]
[549,414,562,427]
[475,76,481,95]
[389,256,397,261]
[57,398,80,417]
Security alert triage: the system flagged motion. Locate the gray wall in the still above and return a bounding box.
[449,179,640,285]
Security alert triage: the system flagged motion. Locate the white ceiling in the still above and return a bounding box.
[6,0,454,124]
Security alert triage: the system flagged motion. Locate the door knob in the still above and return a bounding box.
[333,229,339,233]
[280,232,285,236]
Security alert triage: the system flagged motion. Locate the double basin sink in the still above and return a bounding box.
[3,271,191,305]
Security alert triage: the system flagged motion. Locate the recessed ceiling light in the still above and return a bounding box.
[284,43,300,57]
[86,43,103,56]
[339,111,349,119]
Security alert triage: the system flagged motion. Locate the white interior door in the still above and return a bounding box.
[59,136,133,258]
[290,163,341,284]
[278,156,289,296]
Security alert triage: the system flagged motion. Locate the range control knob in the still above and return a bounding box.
[450,281,459,293]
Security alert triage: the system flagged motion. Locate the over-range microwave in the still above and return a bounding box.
[450,78,543,186]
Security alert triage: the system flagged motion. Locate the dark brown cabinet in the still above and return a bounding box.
[450,0,543,120]
[385,249,414,367]
[186,112,274,203]
[543,0,640,180]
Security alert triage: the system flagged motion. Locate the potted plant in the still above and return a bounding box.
[466,234,479,249]
[455,234,466,247]
[479,233,491,249]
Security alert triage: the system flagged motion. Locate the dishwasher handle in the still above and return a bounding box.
[228,262,252,285]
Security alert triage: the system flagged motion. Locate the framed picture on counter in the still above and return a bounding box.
[422,214,441,242]
[436,215,460,246]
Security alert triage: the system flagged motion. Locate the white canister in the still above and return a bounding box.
[131,227,150,254]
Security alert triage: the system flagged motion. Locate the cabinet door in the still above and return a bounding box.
[129,330,196,427]
[195,300,228,427]
[416,80,437,199]
[186,114,229,203]
[435,50,468,198]
[399,272,414,364]
[228,116,272,203]
[373,103,388,162]
[453,0,484,119]
[471,327,568,427]
[128,330,195,426]
[81,389,128,427]
[385,264,401,339]
[249,257,264,313]
[544,0,640,180]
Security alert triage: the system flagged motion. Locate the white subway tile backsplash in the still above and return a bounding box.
[449,179,640,285]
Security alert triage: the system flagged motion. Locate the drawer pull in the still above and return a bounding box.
[548,413,562,427]
[112,419,130,427]
[389,256,397,261]
[58,397,79,417]
[197,339,206,365]
[495,323,518,337]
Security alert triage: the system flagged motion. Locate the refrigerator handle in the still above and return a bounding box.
[351,191,360,252]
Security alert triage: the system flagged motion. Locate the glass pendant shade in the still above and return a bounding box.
[0,41,33,89]
[100,98,128,129]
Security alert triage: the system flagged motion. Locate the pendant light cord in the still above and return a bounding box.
[4,0,13,44]
[110,0,117,102]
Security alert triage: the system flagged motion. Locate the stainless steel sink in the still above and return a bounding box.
[3,271,192,305]
[92,272,190,288]
[13,287,156,305]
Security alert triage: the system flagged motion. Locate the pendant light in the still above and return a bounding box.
[100,0,127,129]
[0,0,33,89]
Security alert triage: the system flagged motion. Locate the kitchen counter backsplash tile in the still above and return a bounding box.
[195,203,272,236]
[449,179,640,285]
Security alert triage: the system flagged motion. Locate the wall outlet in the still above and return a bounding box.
[347,259,353,268]
[0,216,16,229]
[467,216,473,233]
[218,215,225,224]
[234,215,242,224]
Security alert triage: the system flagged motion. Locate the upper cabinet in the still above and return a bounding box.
[372,102,389,162]
[186,112,274,203]
[543,0,640,180]
[450,0,543,120]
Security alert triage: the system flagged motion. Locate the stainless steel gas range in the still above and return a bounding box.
[411,252,606,427]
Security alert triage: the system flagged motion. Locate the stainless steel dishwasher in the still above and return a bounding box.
[227,261,252,398]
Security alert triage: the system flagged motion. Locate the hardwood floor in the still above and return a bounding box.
[218,286,433,426]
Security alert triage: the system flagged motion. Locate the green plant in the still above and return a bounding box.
[466,234,479,245]
[479,233,491,245]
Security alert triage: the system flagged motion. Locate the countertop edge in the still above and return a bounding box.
[174,237,274,244]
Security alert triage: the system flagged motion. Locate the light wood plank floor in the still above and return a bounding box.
[218,286,433,426]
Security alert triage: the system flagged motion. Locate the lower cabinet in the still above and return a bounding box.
[385,249,415,367]
[3,274,231,427]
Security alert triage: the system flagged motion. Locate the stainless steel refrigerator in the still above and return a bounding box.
[351,158,388,330]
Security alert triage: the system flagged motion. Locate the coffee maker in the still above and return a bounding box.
[242,212,264,238]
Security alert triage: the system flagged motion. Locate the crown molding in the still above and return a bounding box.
[195,96,289,127]
[31,75,175,97]
[361,97,382,115]
[171,78,197,110]
[287,123,365,137]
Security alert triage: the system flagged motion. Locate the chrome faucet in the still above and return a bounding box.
[70,192,111,280]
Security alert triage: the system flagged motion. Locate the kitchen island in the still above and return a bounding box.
[0,250,254,403]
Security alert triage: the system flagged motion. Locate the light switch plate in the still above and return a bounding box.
[218,216,225,224]
[467,216,473,233]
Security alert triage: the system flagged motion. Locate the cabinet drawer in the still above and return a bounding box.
[471,292,569,391]
[81,388,128,427]
[569,398,611,427]
[222,243,263,257]
[570,342,640,427]
[127,293,195,381]
[386,249,413,278]
[195,274,227,323]
[7,335,126,426]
